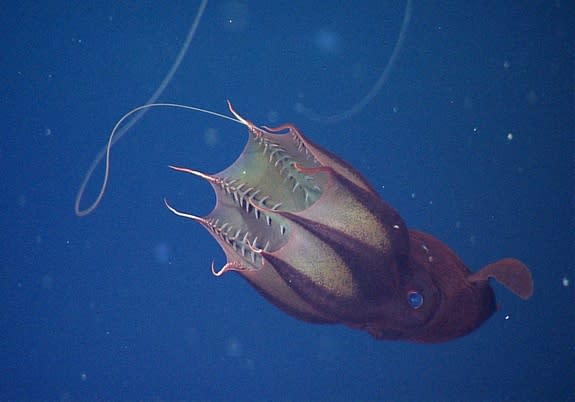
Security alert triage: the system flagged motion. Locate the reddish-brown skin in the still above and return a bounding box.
[167,104,533,343]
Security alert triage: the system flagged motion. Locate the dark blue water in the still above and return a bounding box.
[1,1,573,401]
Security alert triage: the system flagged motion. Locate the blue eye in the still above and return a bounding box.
[407,291,424,309]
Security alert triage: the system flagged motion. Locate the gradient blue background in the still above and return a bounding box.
[1,1,573,401]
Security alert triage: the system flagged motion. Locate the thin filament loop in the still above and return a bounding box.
[297,0,413,124]
[74,0,208,216]
[75,102,241,217]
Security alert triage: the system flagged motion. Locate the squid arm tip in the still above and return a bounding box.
[225,100,251,127]
[163,197,201,221]
[211,261,225,276]
[168,165,215,182]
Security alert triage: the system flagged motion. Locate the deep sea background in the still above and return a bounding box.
[1,1,573,401]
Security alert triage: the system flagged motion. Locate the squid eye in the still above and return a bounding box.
[407,290,424,309]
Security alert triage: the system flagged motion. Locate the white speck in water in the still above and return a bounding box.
[225,337,243,358]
